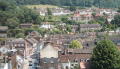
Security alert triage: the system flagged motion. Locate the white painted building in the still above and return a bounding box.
[16,55,24,69]
[40,43,59,58]
[40,24,54,29]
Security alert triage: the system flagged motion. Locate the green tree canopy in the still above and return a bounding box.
[111,14,120,28]
[1,0,120,8]
[15,33,25,38]
[117,7,120,13]
[0,1,42,29]
[6,17,19,29]
[47,8,52,15]
[69,40,83,49]
[69,6,76,11]
[91,40,120,69]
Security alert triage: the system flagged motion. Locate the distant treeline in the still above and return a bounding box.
[1,0,120,8]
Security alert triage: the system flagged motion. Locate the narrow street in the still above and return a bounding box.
[27,43,43,69]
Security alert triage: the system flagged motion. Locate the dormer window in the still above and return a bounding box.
[61,51,65,55]
[86,59,90,62]
[71,64,74,66]
[21,44,24,46]
[80,59,85,62]
[74,59,78,62]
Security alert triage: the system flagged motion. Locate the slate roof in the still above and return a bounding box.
[0,26,8,31]
[25,38,38,45]
[41,58,58,63]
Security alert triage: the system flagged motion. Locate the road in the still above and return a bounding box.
[28,43,43,69]
[23,42,44,69]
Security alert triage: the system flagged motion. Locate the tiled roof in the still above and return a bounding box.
[59,54,91,63]
[67,48,92,54]
[43,42,61,51]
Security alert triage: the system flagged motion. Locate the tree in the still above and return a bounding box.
[1,0,120,8]
[51,28,62,34]
[92,12,96,18]
[8,29,24,37]
[46,8,52,19]
[47,8,52,16]
[66,25,72,32]
[0,1,42,29]
[18,7,41,24]
[91,40,120,69]
[0,1,9,11]
[111,14,120,27]
[15,33,25,38]
[117,7,120,13]
[61,17,68,23]
[6,17,19,29]
[69,6,76,11]
[69,40,83,49]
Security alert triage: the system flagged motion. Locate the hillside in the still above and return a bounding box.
[26,5,59,9]
[0,0,120,8]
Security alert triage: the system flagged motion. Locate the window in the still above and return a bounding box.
[68,52,72,54]
[71,64,74,66]
[21,44,24,46]
[74,59,78,62]
[14,44,17,46]
[66,66,69,69]
[61,52,65,55]
[80,59,85,62]
[75,64,78,66]
[86,59,90,62]
[18,44,20,47]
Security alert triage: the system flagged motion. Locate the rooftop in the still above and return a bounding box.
[80,24,101,28]
[0,26,8,31]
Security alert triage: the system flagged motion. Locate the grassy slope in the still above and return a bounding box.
[26,4,59,9]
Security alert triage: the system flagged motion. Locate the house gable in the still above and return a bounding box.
[40,44,58,58]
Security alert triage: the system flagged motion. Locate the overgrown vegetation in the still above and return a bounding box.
[69,40,83,49]
[91,40,120,69]
[1,0,120,8]
[0,1,41,29]
[0,1,42,38]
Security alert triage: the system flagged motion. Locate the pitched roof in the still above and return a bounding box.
[41,58,58,63]
[20,23,32,25]
[0,26,8,31]
[59,54,91,63]
[80,24,101,28]
[67,48,92,54]
[25,38,38,46]
[8,38,25,43]
[43,42,61,51]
